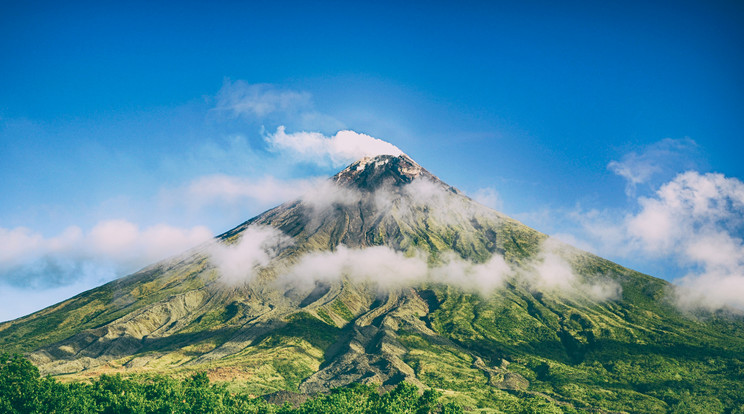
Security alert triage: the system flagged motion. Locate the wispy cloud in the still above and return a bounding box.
[525,238,622,301]
[166,174,321,209]
[607,137,700,196]
[208,226,292,285]
[470,187,502,210]
[277,245,430,292]
[216,231,619,301]
[213,80,344,132]
[215,81,313,119]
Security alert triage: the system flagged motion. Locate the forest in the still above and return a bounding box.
[0,353,468,414]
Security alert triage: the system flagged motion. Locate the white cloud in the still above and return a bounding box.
[269,231,618,302]
[430,251,512,294]
[300,180,363,212]
[155,172,329,234]
[525,238,622,301]
[529,239,576,292]
[627,172,744,255]
[88,220,214,267]
[626,172,744,310]
[675,270,744,312]
[279,245,429,292]
[0,221,213,288]
[273,240,619,301]
[0,220,214,321]
[399,179,493,227]
[208,226,293,285]
[0,227,51,267]
[277,245,512,295]
[540,170,744,311]
[266,126,404,167]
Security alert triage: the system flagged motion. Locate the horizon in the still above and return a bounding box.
[2,1,743,321]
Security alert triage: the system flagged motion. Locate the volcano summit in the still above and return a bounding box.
[1,154,743,412]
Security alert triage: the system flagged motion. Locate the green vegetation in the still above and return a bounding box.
[0,353,461,414]
[330,299,354,321]
[314,309,335,326]
[416,283,744,413]
[261,312,342,351]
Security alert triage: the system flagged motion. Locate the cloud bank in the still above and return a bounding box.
[537,140,744,311]
[0,221,213,321]
[215,231,620,302]
[0,221,213,285]
[627,171,744,310]
[207,176,621,304]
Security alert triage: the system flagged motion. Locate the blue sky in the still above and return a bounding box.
[1,0,743,320]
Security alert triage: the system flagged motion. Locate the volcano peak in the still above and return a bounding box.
[332,154,442,191]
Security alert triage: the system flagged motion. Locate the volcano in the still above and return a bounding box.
[1,154,743,412]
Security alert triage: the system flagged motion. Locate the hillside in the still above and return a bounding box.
[1,154,743,413]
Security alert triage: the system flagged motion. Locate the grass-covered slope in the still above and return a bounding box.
[1,154,743,412]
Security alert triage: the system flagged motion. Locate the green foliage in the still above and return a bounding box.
[261,312,342,351]
[0,353,43,413]
[314,308,335,326]
[0,355,458,414]
[419,281,744,413]
[330,300,354,321]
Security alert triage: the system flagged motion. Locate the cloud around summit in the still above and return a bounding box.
[265,126,405,168]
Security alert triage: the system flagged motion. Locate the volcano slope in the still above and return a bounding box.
[1,154,743,413]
